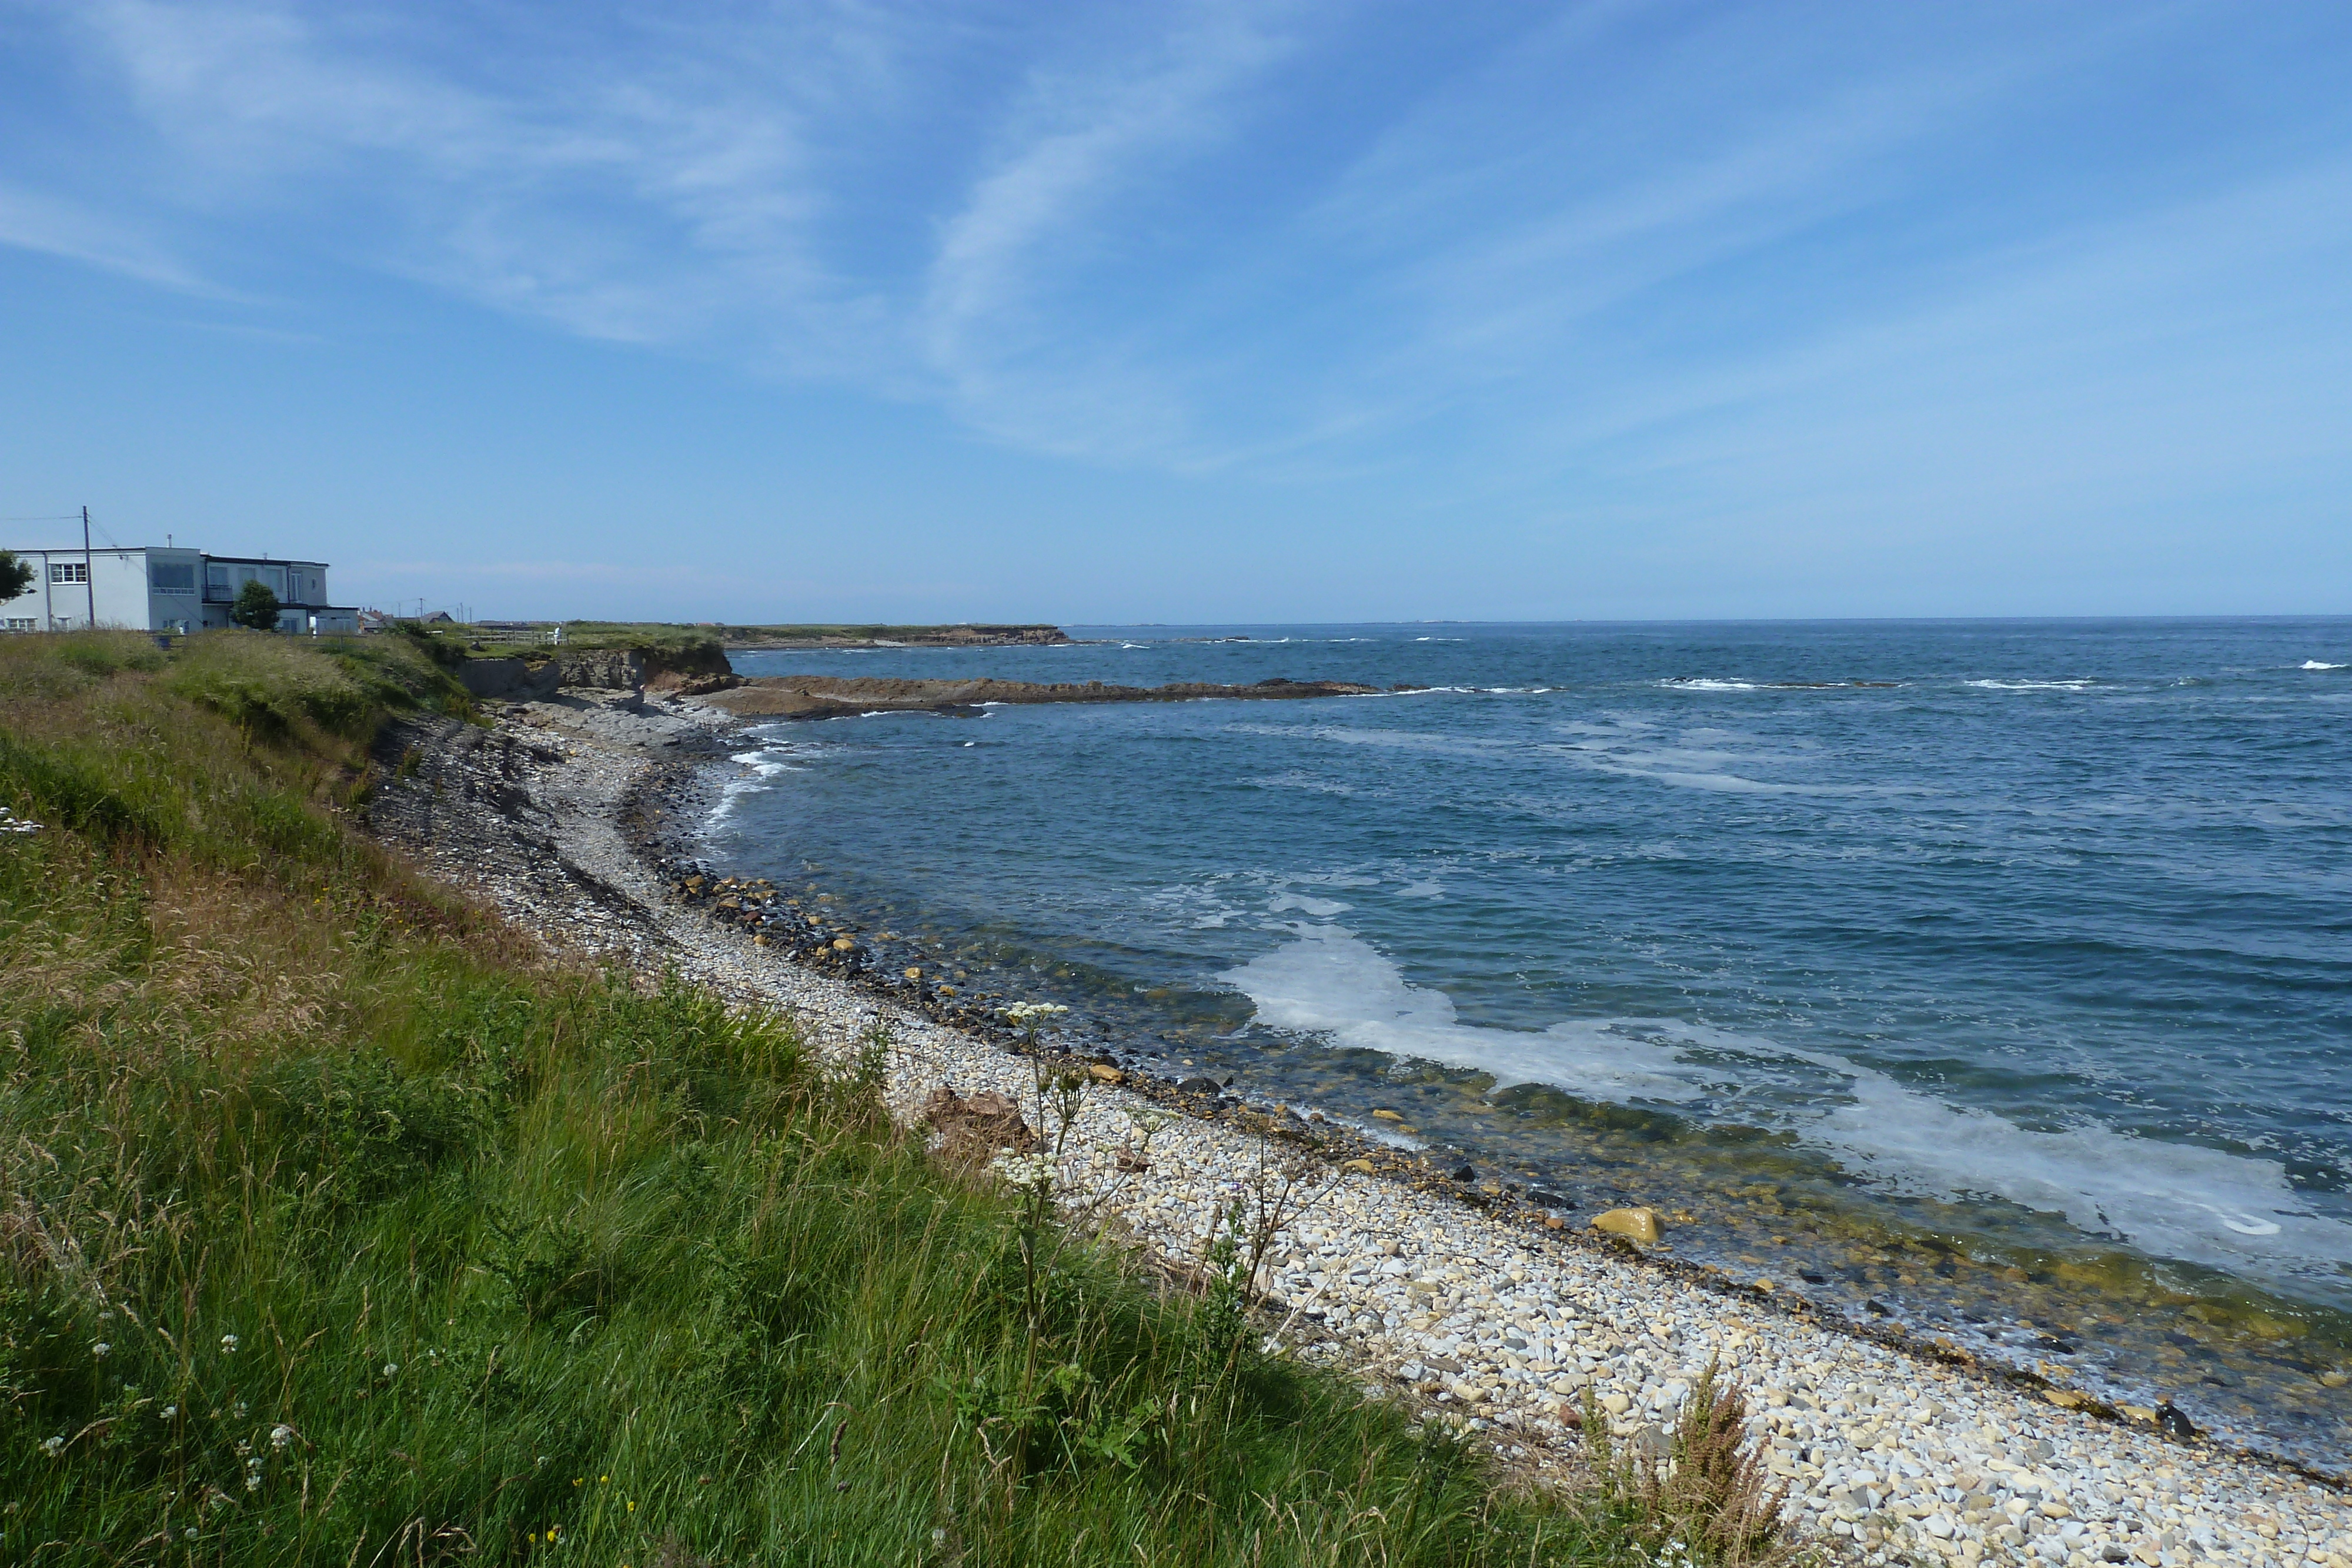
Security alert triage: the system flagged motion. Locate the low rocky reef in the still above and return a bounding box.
[721,623,1072,649]
[697,673,1401,718]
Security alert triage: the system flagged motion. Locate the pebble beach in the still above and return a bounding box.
[363,683,2352,1568]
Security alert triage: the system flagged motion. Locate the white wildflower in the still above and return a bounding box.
[219,1333,239,1353]
[161,1405,178,1419]
[269,1423,294,1450]
[1001,1001,1070,1025]
[382,1362,399,1378]
[41,1436,65,1457]
[91,1341,111,1359]
[991,1152,1057,1191]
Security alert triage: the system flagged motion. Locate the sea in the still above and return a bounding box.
[705,618,2352,1472]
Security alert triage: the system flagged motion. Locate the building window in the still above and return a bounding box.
[150,561,197,594]
[5,618,35,632]
[50,561,89,584]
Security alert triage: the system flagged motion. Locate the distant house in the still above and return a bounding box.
[0,544,360,635]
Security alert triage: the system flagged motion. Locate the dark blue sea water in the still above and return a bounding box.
[710,619,2352,1466]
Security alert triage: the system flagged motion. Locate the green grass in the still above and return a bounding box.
[0,632,1746,1567]
[398,621,732,682]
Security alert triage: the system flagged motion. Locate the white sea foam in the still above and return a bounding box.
[1220,927,2352,1286]
[708,743,814,823]
[1661,678,1762,691]
[1221,927,1705,1104]
[1965,678,2096,691]
[1247,770,1370,798]
[2303,660,2346,670]
[1540,728,1899,797]
[1266,891,1351,917]
[729,748,800,778]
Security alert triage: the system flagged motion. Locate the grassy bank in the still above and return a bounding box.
[0,632,1774,1566]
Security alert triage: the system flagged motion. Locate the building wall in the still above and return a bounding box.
[5,544,343,634]
[143,548,205,633]
[0,548,162,631]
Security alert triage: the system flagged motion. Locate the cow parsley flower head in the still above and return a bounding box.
[991,1152,1056,1191]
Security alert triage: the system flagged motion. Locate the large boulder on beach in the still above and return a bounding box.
[1590,1206,1664,1245]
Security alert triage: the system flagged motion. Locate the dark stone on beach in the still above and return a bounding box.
[1800,1271,1829,1285]
[1451,1165,1478,1183]
[2034,1335,2078,1353]
[922,1088,1036,1164]
[1178,1076,1222,1096]
[1864,1298,1892,1316]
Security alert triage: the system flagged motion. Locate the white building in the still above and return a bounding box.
[1,545,359,636]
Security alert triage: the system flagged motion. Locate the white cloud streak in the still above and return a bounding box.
[4,0,2347,523]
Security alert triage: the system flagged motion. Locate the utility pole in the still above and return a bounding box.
[81,507,96,630]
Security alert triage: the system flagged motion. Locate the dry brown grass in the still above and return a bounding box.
[1581,1359,1800,1567]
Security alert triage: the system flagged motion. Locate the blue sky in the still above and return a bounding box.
[2,1,2347,623]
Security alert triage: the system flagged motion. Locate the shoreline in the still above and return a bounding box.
[362,684,2351,1568]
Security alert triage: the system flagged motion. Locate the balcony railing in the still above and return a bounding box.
[204,587,322,606]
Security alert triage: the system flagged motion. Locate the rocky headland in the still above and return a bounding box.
[721,623,1073,650]
[701,672,1392,719]
[358,664,2351,1568]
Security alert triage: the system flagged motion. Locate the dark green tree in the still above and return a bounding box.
[230,579,284,631]
[0,549,33,604]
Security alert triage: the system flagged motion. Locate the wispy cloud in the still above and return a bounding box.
[916,4,1308,457]
[0,180,216,293]
[6,0,2349,522]
[62,0,900,358]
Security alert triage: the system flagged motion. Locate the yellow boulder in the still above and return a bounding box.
[1591,1208,1664,1245]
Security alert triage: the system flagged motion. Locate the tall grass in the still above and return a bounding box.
[0,633,1709,1566]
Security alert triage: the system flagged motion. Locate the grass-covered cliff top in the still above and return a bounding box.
[0,631,1779,1566]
